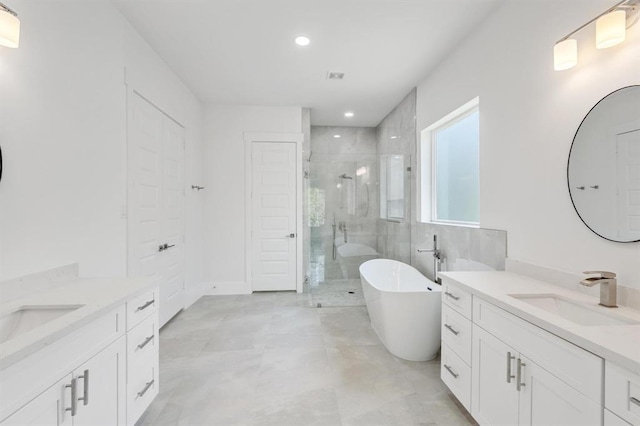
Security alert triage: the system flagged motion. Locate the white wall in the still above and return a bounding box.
[416,0,640,287]
[203,105,302,294]
[0,1,204,303]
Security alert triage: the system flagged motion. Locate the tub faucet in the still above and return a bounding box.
[417,235,442,284]
[580,271,617,308]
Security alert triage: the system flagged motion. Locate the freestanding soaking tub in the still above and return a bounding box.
[360,259,442,361]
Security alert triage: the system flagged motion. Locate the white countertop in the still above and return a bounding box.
[439,271,640,375]
[0,277,153,371]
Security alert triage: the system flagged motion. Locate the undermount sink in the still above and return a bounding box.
[0,305,84,344]
[509,294,639,327]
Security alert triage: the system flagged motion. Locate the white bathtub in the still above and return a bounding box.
[360,259,442,361]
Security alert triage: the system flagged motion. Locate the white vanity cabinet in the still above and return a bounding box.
[1,315,127,426]
[440,281,473,411]
[439,275,608,426]
[0,285,159,426]
[472,297,603,426]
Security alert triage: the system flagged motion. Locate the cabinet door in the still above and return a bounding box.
[472,324,519,426]
[73,336,126,426]
[2,376,72,426]
[518,355,602,426]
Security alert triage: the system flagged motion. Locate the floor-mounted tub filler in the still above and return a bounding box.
[360,259,442,361]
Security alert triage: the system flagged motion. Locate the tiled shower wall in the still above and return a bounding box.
[376,90,416,265]
[308,126,378,282]
[376,89,508,280]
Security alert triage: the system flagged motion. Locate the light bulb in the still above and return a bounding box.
[0,8,20,48]
[554,39,578,71]
[596,10,626,49]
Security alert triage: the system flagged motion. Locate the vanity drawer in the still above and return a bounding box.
[606,361,640,425]
[441,279,472,319]
[441,304,472,365]
[127,311,159,374]
[127,363,158,426]
[441,342,471,411]
[127,287,158,331]
[473,297,603,404]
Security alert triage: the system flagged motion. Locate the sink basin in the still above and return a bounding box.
[509,294,639,326]
[0,305,84,344]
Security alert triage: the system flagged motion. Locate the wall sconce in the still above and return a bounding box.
[0,2,19,48]
[554,0,639,71]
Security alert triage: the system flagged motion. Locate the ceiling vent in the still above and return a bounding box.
[327,71,345,80]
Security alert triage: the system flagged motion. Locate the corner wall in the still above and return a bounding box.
[202,105,303,294]
[416,0,640,287]
[0,0,205,303]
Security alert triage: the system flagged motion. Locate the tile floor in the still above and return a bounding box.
[309,279,365,308]
[137,292,476,426]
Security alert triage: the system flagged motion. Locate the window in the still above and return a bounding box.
[420,98,479,226]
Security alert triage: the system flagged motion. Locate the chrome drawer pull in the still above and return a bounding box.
[444,291,460,301]
[444,324,459,335]
[506,352,515,383]
[137,335,155,350]
[136,299,155,312]
[516,358,526,391]
[631,397,640,407]
[137,380,155,399]
[78,369,89,406]
[65,378,78,416]
[444,364,459,379]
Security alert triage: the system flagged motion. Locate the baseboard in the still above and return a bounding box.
[202,281,252,296]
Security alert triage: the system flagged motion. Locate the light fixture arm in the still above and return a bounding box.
[557,0,637,43]
[0,2,17,17]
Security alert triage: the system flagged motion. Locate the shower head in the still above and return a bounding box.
[339,173,353,180]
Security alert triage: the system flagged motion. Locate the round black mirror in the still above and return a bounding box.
[567,86,640,243]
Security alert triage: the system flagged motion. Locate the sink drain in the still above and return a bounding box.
[348,291,355,294]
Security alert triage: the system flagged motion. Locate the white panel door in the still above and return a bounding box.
[159,117,185,326]
[128,92,185,327]
[472,324,520,426]
[518,355,601,426]
[616,129,640,240]
[128,93,163,280]
[251,142,297,291]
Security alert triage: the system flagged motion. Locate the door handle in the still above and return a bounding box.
[78,369,89,406]
[444,291,460,301]
[137,335,155,350]
[284,233,296,239]
[137,379,155,399]
[506,352,516,383]
[158,244,165,252]
[443,364,459,379]
[65,378,78,416]
[444,324,459,336]
[162,243,176,251]
[516,358,526,391]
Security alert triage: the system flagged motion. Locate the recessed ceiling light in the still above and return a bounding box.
[295,36,310,46]
[390,136,398,139]
[333,134,341,138]
[344,112,354,118]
